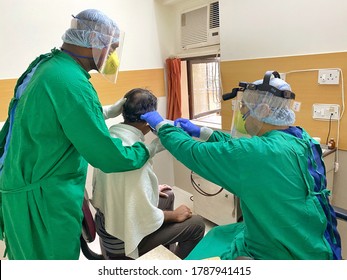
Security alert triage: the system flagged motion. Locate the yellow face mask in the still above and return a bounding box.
[234,110,248,134]
[102,51,120,75]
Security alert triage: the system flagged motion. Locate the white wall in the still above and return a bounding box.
[0,0,168,79]
[220,0,347,61]
[160,0,347,60]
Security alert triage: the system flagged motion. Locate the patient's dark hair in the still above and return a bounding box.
[122,88,157,123]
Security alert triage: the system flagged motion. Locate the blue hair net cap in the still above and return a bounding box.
[61,9,120,49]
[243,77,295,126]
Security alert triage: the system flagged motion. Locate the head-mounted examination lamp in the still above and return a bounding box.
[222,71,295,101]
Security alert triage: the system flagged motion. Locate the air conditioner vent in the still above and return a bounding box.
[180,1,220,50]
[209,1,219,29]
[181,6,208,47]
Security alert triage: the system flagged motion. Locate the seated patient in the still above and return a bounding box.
[91,88,205,259]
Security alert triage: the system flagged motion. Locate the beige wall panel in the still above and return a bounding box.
[90,68,165,105]
[0,79,16,121]
[0,68,165,122]
[220,52,347,150]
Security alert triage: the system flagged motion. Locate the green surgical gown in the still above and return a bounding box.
[0,49,149,259]
[157,124,335,260]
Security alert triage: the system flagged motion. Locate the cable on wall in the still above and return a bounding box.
[190,171,223,196]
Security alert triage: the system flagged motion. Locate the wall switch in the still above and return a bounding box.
[312,104,340,120]
[318,69,340,84]
[292,101,301,112]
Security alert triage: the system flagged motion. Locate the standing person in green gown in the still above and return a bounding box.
[140,71,342,260]
[0,9,156,260]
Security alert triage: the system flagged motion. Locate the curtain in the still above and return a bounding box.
[166,57,182,120]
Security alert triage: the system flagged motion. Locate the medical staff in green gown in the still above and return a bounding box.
[0,9,158,260]
[141,71,342,260]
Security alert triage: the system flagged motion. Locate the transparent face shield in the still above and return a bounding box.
[91,30,124,84]
[243,89,295,128]
[69,16,124,84]
[230,91,264,138]
[230,91,250,138]
[226,71,296,137]
[241,103,265,137]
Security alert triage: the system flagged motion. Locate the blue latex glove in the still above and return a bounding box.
[174,118,201,137]
[140,111,164,130]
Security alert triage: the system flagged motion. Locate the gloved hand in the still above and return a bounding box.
[146,137,166,157]
[174,118,201,137]
[103,98,127,120]
[140,111,164,131]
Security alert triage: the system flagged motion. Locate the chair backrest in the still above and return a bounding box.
[333,205,347,221]
[81,191,96,243]
[80,190,104,260]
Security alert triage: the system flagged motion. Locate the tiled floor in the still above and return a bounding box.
[79,186,216,260]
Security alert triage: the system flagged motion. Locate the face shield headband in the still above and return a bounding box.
[225,71,296,137]
[223,71,296,101]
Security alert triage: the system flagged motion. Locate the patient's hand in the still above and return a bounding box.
[159,184,172,198]
[164,204,192,223]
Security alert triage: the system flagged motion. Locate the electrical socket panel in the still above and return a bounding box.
[312,104,340,120]
[318,69,340,84]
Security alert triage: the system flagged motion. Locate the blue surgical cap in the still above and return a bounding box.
[61,9,120,49]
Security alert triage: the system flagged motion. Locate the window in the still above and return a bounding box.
[185,55,221,124]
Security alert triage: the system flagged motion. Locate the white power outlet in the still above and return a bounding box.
[292,101,301,112]
[312,104,340,120]
[318,69,340,84]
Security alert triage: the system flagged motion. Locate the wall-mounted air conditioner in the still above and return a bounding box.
[180,1,220,50]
